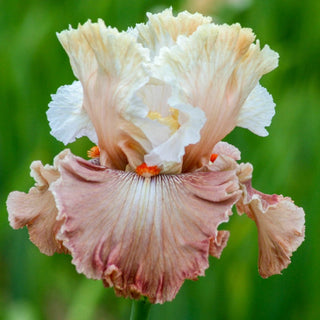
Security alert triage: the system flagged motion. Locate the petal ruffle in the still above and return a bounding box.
[237,83,275,136]
[47,81,98,145]
[58,20,150,170]
[154,23,278,171]
[7,151,69,255]
[51,151,241,303]
[236,167,305,278]
[209,230,230,259]
[123,80,206,173]
[143,101,206,173]
[132,8,212,59]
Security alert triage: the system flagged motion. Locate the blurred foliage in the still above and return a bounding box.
[1,0,319,319]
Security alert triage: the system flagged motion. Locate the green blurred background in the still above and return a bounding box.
[1,0,319,319]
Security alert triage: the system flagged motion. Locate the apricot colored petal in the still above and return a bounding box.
[51,152,240,303]
[58,20,150,169]
[237,180,305,278]
[154,23,278,171]
[7,151,69,255]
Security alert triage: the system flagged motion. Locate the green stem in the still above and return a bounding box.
[129,299,152,320]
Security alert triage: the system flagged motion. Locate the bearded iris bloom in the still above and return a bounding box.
[7,8,305,304]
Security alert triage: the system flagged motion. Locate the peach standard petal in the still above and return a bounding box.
[154,23,278,171]
[51,151,241,303]
[132,8,212,58]
[7,151,69,255]
[236,173,305,278]
[58,20,150,170]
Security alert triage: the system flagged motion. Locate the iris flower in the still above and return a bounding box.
[7,8,305,304]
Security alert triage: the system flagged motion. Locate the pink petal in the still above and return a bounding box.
[212,141,241,161]
[7,151,69,255]
[209,230,230,259]
[237,177,305,278]
[51,152,241,303]
[198,141,240,174]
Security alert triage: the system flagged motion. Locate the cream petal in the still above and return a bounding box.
[136,82,172,116]
[58,20,151,170]
[143,102,206,173]
[6,151,69,255]
[236,175,305,278]
[125,82,206,173]
[237,83,275,136]
[154,23,278,171]
[131,8,212,59]
[51,152,240,303]
[124,87,173,151]
[47,81,98,144]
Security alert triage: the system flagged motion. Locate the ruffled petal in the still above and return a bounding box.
[236,167,305,278]
[124,80,206,173]
[47,81,98,144]
[51,151,240,303]
[209,230,230,259]
[154,23,278,171]
[197,141,241,173]
[237,83,275,136]
[131,8,212,59]
[143,101,206,173]
[6,151,69,255]
[212,141,241,162]
[57,20,150,170]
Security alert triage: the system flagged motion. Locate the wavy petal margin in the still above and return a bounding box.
[237,83,275,136]
[209,230,230,259]
[50,151,240,303]
[58,20,150,170]
[126,83,206,173]
[131,8,212,58]
[7,151,69,255]
[236,164,305,278]
[47,81,98,145]
[143,102,206,173]
[154,23,278,171]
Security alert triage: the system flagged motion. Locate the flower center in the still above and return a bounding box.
[147,108,180,134]
[135,162,161,178]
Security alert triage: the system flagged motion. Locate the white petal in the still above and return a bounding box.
[136,82,173,116]
[123,82,206,173]
[237,83,275,136]
[144,101,206,172]
[124,83,173,151]
[47,81,98,144]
